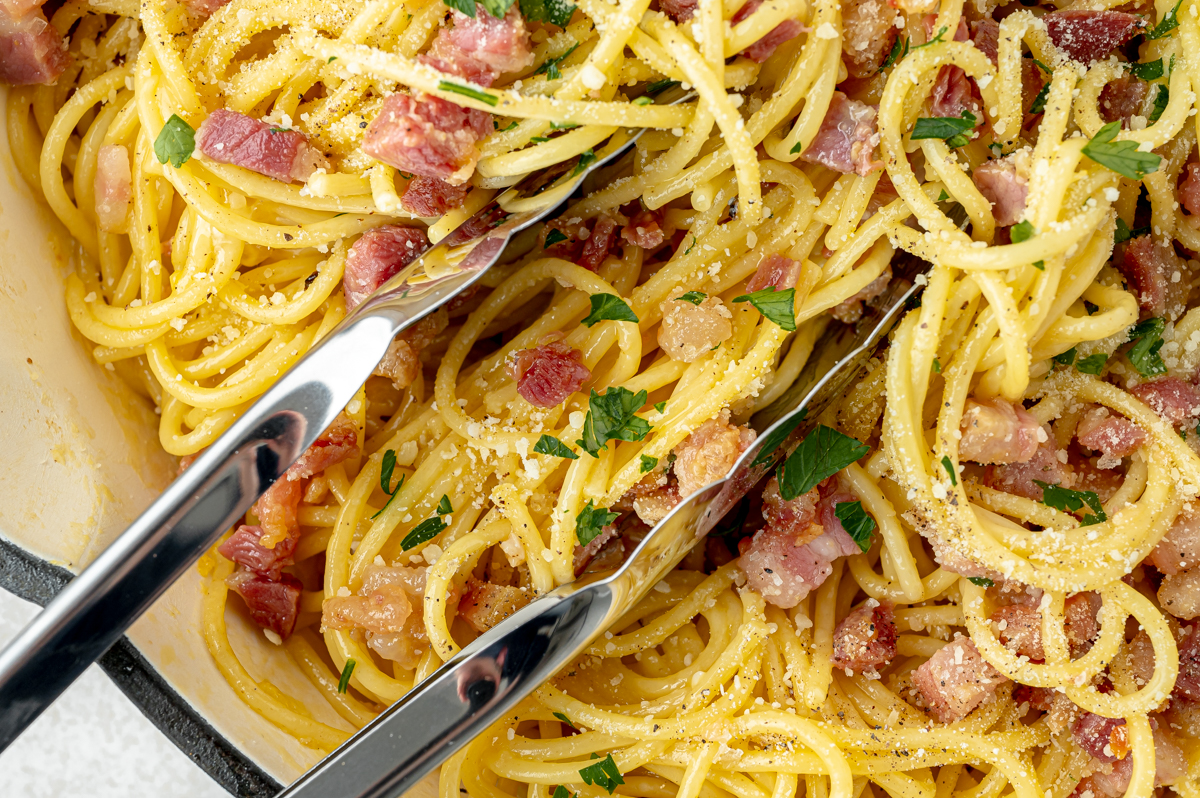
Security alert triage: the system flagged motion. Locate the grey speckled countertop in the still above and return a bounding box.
[0,589,228,798]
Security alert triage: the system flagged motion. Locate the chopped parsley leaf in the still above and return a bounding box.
[577,387,652,457]
[777,425,869,501]
[834,501,876,552]
[581,293,639,327]
[732,286,796,331]
[534,434,578,460]
[575,500,618,546]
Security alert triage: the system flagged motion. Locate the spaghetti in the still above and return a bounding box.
[10,0,1200,794]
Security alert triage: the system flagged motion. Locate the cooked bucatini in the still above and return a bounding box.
[9,0,1200,793]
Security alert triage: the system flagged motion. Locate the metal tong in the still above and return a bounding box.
[274,268,924,798]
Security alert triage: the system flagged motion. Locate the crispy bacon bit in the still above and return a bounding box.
[226,569,302,639]
[196,110,326,183]
[1149,507,1200,574]
[363,93,491,186]
[747,253,802,293]
[659,0,697,22]
[323,581,413,634]
[1119,235,1187,319]
[544,216,620,272]
[218,524,297,580]
[928,20,975,119]
[659,292,733,362]
[1130,376,1200,424]
[1158,569,1200,620]
[985,438,1071,501]
[832,266,891,324]
[731,0,801,63]
[842,0,898,78]
[959,397,1042,465]
[974,152,1030,228]
[913,636,1007,723]
[831,602,897,673]
[800,92,882,177]
[579,216,618,271]
[374,308,449,389]
[343,225,430,311]
[1076,406,1146,461]
[0,5,67,86]
[1074,713,1130,763]
[420,5,533,88]
[1180,164,1200,218]
[252,478,302,551]
[348,566,449,669]
[991,591,1098,661]
[925,532,999,581]
[94,144,131,233]
[673,410,755,497]
[632,485,680,526]
[507,338,591,408]
[739,480,861,608]
[183,0,231,17]
[1153,728,1189,786]
[970,19,999,63]
[401,175,469,217]
[621,209,666,250]
[289,414,358,481]
[1044,11,1144,64]
[1099,76,1147,127]
[459,580,532,632]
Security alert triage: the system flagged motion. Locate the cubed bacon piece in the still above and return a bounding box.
[1074,713,1130,763]
[374,308,448,390]
[831,602,897,673]
[420,5,534,86]
[579,216,618,271]
[632,484,680,525]
[0,0,47,15]
[1130,376,1200,424]
[0,7,66,86]
[289,413,359,481]
[183,0,230,16]
[1158,568,1200,620]
[1076,406,1146,460]
[1124,630,1156,687]
[990,592,1099,661]
[1119,235,1187,319]
[459,580,532,632]
[507,337,591,407]
[541,215,620,272]
[673,410,755,496]
[94,144,131,233]
[1149,507,1200,574]
[1176,627,1200,701]
[959,397,1042,465]
[799,92,883,177]
[1153,728,1189,786]
[401,175,469,217]
[658,291,733,362]
[364,93,491,185]
[913,636,1007,723]
[747,254,802,293]
[842,0,898,78]
[731,0,801,63]
[970,19,999,63]
[1044,11,1144,64]
[218,524,297,580]
[621,209,666,250]
[1099,76,1147,127]
[322,574,414,635]
[196,110,327,183]
[347,566,450,669]
[226,569,302,639]
[739,482,862,608]
[930,65,976,120]
[831,265,891,324]
[573,522,619,574]
[974,152,1030,228]
[1181,164,1200,218]
[660,0,697,22]
[925,531,1000,581]
[1075,759,1132,798]
[343,225,430,311]
[252,477,303,551]
[985,439,1071,501]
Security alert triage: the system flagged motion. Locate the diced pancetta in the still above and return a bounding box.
[183,0,231,17]
[346,566,449,669]
[1074,713,1130,763]
[218,524,297,580]
[959,397,1042,465]
[984,438,1070,501]
[0,5,66,86]
[1180,164,1200,218]
[322,580,413,635]
[343,225,430,311]
[573,522,619,574]
[289,413,359,481]
[1099,76,1147,127]
[459,580,532,632]
[401,175,470,217]
[746,253,802,293]
[831,265,891,324]
[196,109,327,183]
[1076,406,1146,461]
[731,0,801,63]
[991,592,1099,661]
[374,307,449,390]
[1130,376,1200,425]
[673,410,755,496]
[973,152,1030,228]
[507,335,591,408]
[841,0,897,78]
[1149,507,1200,574]
[1119,235,1187,319]
[928,20,976,120]
[420,5,534,88]
[579,216,618,271]
[969,19,999,63]
[739,481,862,608]
[363,93,492,186]
[1158,569,1200,619]
[658,291,733,362]
[94,144,131,233]
[800,92,882,177]
[226,569,303,639]
[621,209,666,250]
[1044,11,1144,64]
[659,0,697,22]
[543,215,620,272]
[1175,627,1200,701]
[913,635,1007,723]
[831,601,897,673]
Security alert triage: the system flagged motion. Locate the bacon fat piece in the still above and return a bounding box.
[799,92,883,177]
[0,0,67,86]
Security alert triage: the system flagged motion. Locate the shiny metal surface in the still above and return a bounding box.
[279,272,925,798]
[0,132,643,752]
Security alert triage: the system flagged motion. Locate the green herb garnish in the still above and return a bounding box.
[912,110,977,148]
[1082,121,1162,180]
[534,434,579,459]
[1033,481,1107,526]
[438,80,500,106]
[941,455,957,486]
[732,286,796,331]
[577,387,652,457]
[777,425,869,501]
[581,293,639,327]
[154,115,195,168]
[337,659,356,693]
[575,500,618,546]
[1127,317,1167,376]
[834,501,876,552]
[579,754,625,794]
